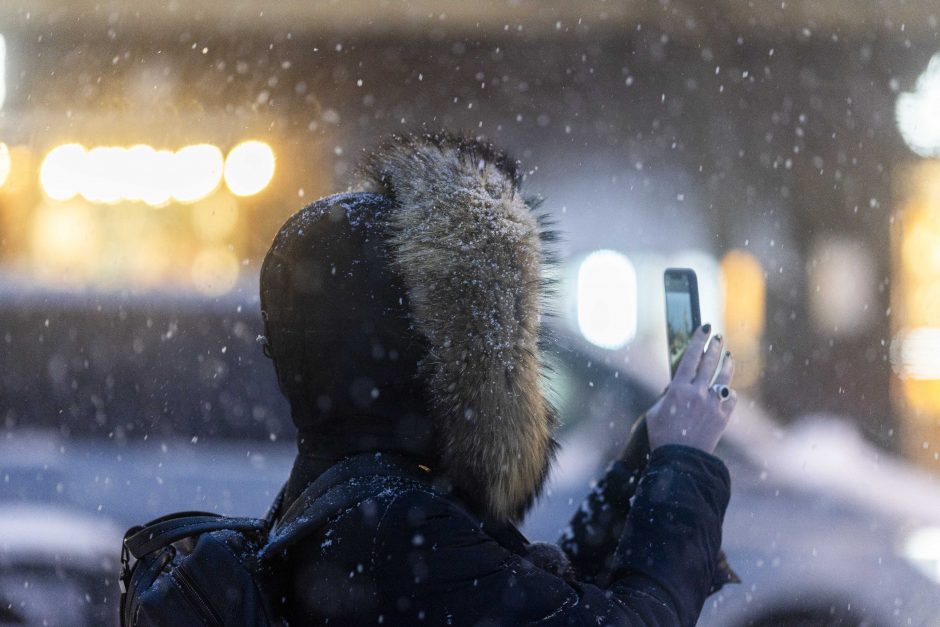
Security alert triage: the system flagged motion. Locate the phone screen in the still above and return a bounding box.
[664,269,701,378]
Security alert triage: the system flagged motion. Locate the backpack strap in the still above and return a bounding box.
[119,510,268,615]
[124,512,267,560]
[259,452,434,560]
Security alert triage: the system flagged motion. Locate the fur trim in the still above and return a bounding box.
[362,133,558,522]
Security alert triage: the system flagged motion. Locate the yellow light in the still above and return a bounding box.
[40,141,263,205]
[721,250,765,336]
[224,140,275,197]
[720,249,765,389]
[82,146,126,204]
[124,144,157,204]
[0,142,10,188]
[173,144,224,203]
[192,193,239,242]
[30,202,99,281]
[143,149,175,207]
[40,143,87,201]
[192,246,240,296]
[5,145,33,192]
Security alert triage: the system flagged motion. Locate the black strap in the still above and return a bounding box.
[125,513,266,559]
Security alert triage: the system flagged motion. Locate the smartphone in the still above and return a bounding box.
[664,268,702,378]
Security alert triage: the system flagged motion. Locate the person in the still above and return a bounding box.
[258,132,737,626]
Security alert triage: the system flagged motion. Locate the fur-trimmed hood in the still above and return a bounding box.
[262,133,559,522]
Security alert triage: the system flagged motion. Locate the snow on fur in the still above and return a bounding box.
[362,133,559,522]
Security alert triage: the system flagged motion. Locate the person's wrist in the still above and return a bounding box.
[648,432,719,455]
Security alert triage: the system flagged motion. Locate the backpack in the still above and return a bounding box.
[119,452,428,627]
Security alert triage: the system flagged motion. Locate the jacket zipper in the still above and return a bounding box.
[171,566,224,627]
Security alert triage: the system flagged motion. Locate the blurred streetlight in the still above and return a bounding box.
[39,143,86,201]
[224,140,276,197]
[172,144,225,203]
[39,142,236,205]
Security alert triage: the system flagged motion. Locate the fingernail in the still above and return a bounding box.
[725,350,732,358]
[714,334,723,343]
[702,323,711,334]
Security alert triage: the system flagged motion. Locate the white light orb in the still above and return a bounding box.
[142,149,175,207]
[173,144,224,203]
[576,249,638,350]
[897,52,940,158]
[224,140,275,197]
[0,142,10,188]
[81,146,124,204]
[40,143,87,201]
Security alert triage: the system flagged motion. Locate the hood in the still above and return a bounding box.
[263,133,559,522]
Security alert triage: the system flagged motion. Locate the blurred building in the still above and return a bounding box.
[1,1,939,463]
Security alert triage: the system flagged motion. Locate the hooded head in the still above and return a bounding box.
[260,133,559,522]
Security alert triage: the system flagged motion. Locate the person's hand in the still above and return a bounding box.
[646,324,736,455]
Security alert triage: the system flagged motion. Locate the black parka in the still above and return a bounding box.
[279,442,730,626]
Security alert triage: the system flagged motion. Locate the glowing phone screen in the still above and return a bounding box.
[664,269,701,378]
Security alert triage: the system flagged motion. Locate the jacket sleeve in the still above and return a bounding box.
[373,444,731,627]
[558,456,644,584]
[561,418,738,593]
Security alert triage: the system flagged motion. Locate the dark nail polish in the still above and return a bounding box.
[714,334,723,343]
[702,323,711,334]
[725,350,731,357]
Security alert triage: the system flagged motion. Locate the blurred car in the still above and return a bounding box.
[0,504,121,626]
[0,286,296,627]
[4,288,940,625]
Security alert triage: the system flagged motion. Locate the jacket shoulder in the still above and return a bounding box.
[292,473,475,549]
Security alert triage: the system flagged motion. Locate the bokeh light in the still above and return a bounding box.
[192,193,239,242]
[39,143,87,201]
[143,149,176,207]
[0,142,11,188]
[720,249,765,389]
[30,202,99,281]
[224,140,276,197]
[576,249,638,350]
[191,246,240,296]
[39,142,233,205]
[897,52,940,158]
[172,144,225,203]
[82,146,124,204]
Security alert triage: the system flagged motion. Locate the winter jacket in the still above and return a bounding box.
[278,443,730,626]
[258,133,734,626]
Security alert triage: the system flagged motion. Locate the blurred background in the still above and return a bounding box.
[3,1,940,625]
